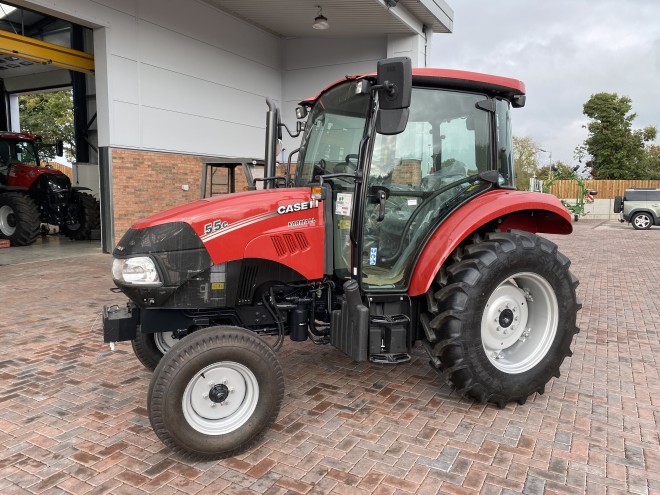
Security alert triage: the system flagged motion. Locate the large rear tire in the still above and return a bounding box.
[148,326,284,460]
[61,191,100,240]
[0,192,40,246]
[425,231,580,407]
[132,331,179,371]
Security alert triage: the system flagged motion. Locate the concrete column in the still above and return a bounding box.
[387,32,431,68]
[9,94,20,132]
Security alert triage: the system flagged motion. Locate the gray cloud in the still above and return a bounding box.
[432,0,660,165]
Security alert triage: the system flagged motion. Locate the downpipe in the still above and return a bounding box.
[264,98,279,189]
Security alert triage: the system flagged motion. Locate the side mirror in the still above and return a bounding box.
[55,140,64,157]
[376,57,412,110]
[375,57,412,135]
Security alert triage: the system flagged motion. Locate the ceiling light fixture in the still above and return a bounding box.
[313,5,329,30]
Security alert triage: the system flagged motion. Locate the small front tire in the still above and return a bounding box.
[148,326,284,460]
[132,331,179,371]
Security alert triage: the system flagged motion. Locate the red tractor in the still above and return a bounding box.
[0,132,100,246]
[104,58,580,460]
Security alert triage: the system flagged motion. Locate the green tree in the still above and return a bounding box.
[513,135,542,190]
[580,92,656,179]
[19,90,75,162]
[641,144,660,180]
[536,161,576,180]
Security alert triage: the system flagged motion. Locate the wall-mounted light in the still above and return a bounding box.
[313,5,329,30]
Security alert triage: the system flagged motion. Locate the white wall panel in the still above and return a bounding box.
[112,101,140,147]
[137,21,281,101]
[140,107,263,158]
[112,56,139,104]
[140,65,273,130]
[138,0,279,68]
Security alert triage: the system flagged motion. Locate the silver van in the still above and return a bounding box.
[614,188,660,230]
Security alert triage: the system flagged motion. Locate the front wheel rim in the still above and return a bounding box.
[154,332,177,354]
[481,272,558,374]
[182,361,259,435]
[0,205,16,236]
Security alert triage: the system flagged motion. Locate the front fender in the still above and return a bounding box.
[408,190,572,297]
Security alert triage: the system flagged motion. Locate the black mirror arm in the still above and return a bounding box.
[279,122,301,138]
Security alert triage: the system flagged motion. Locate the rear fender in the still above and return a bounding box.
[408,190,572,296]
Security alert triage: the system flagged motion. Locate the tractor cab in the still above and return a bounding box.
[294,63,520,291]
[284,60,526,362]
[0,134,41,183]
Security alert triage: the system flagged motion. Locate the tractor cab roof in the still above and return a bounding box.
[0,131,41,141]
[300,68,526,106]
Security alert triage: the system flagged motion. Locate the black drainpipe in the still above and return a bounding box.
[264,98,279,188]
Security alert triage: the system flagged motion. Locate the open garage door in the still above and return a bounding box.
[0,2,101,264]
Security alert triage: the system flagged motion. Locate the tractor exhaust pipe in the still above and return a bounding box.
[264,98,279,189]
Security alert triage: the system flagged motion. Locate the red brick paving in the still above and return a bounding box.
[0,220,658,494]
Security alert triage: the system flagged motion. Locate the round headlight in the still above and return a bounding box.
[112,256,161,285]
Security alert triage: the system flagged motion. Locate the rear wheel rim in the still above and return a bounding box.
[634,215,650,229]
[481,272,558,374]
[154,332,177,354]
[182,361,259,435]
[0,205,16,236]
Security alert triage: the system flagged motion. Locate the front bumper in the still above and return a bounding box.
[103,303,140,342]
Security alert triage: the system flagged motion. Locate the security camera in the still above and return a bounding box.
[384,0,399,7]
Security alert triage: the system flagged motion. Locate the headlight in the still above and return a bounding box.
[47,179,67,192]
[112,257,162,286]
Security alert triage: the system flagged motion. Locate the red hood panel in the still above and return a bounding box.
[132,188,326,280]
[7,164,65,188]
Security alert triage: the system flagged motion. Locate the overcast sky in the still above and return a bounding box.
[431,0,660,166]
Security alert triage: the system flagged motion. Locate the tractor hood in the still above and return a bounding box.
[117,187,326,280]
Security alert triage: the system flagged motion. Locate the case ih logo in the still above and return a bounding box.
[277,200,319,215]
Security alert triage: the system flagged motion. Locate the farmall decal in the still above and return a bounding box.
[277,200,319,215]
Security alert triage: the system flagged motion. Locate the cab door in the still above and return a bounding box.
[361,87,494,290]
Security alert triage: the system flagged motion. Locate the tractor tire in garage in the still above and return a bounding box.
[61,191,100,240]
[0,192,40,246]
[425,230,580,407]
[148,326,284,460]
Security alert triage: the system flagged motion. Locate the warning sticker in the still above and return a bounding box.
[335,193,353,216]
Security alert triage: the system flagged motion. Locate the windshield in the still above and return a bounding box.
[295,80,371,186]
[0,139,39,166]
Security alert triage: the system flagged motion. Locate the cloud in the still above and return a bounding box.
[431,0,660,164]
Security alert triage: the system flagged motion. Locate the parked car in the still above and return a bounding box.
[614,188,660,230]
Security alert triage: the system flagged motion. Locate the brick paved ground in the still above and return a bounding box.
[0,220,658,494]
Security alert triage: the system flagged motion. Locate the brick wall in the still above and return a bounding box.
[111,149,296,243]
[112,148,205,241]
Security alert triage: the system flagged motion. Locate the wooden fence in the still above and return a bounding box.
[545,180,660,199]
[45,162,73,180]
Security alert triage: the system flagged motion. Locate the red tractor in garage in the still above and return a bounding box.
[0,132,100,246]
[104,58,580,460]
